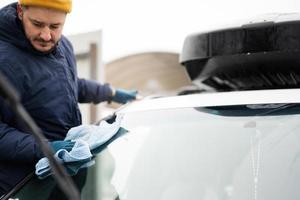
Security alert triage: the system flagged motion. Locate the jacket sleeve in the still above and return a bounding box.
[78,78,113,104]
[0,119,43,162]
[0,62,43,162]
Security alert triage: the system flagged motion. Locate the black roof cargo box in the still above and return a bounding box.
[180,14,300,91]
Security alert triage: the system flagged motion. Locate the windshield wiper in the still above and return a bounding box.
[196,103,300,117]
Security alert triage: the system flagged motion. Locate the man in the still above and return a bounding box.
[0,0,137,195]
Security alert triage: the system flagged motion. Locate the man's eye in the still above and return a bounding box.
[33,22,43,28]
[50,25,59,30]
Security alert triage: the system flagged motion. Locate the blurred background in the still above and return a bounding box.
[1,0,300,199]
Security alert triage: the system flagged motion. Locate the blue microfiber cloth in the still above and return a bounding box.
[35,140,92,179]
[35,114,126,179]
[65,114,124,150]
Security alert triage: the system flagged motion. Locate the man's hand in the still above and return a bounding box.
[50,140,75,152]
[112,88,138,104]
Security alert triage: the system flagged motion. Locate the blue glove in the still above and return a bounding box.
[50,140,75,152]
[112,88,138,104]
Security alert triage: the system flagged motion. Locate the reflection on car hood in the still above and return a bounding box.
[118,89,300,113]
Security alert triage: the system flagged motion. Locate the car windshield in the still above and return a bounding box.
[107,103,300,200]
[6,103,300,200]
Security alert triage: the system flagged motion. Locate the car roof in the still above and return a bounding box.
[118,88,300,113]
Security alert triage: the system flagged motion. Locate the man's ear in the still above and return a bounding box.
[16,4,23,20]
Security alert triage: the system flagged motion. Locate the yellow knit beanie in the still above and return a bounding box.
[19,0,72,13]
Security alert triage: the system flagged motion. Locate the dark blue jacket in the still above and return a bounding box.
[0,3,112,193]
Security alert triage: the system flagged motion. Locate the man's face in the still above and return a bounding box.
[17,5,67,53]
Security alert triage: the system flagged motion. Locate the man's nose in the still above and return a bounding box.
[40,27,51,42]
